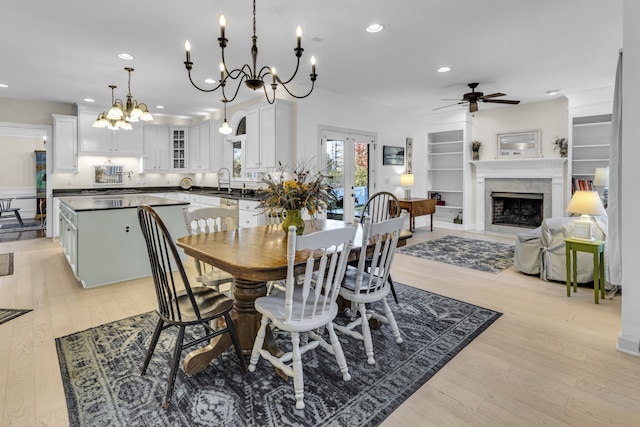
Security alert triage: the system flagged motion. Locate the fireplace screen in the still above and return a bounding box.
[491,192,543,228]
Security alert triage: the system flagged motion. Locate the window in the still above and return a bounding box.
[233,140,242,178]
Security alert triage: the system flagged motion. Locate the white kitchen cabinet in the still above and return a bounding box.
[143,125,170,172]
[189,121,211,171]
[171,127,188,170]
[77,108,144,156]
[238,199,264,228]
[200,195,221,206]
[244,100,292,171]
[52,114,78,173]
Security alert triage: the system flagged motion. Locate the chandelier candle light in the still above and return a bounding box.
[93,68,153,130]
[183,0,317,134]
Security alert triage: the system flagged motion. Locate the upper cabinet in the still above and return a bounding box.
[171,127,188,170]
[244,99,292,171]
[189,121,211,171]
[52,114,78,173]
[77,108,143,156]
[142,125,170,172]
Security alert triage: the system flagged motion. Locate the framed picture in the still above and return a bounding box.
[382,145,405,165]
[93,164,124,185]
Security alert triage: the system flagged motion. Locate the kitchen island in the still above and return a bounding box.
[58,194,189,288]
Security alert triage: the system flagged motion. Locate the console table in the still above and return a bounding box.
[399,198,436,232]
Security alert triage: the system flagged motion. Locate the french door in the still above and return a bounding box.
[321,129,374,221]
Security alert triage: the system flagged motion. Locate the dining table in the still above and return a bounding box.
[176,218,411,377]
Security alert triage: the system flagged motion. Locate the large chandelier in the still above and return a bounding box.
[93,67,153,130]
[183,0,317,125]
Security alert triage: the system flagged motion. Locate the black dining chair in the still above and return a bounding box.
[0,198,25,228]
[137,204,246,410]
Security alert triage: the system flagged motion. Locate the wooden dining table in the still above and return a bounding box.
[176,218,411,376]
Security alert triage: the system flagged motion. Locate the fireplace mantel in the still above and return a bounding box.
[471,158,568,231]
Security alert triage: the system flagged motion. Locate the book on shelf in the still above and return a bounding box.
[571,178,593,193]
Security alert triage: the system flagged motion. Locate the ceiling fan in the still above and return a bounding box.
[435,82,520,113]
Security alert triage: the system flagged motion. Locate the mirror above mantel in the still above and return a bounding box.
[497,130,541,158]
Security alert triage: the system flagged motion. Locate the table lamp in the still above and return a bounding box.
[400,173,414,200]
[593,167,609,208]
[565,190,607,241]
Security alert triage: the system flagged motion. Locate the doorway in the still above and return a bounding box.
[320,128,375,221]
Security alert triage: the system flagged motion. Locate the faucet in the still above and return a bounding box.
[217,167,231,193]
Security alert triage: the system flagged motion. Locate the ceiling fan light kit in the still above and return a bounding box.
[436,82,520,113]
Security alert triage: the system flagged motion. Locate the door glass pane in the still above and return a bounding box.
[325,139,344,220]
[354,141,369,220]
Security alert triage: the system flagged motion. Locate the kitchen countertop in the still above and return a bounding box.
[58,194,190,212]
[53,186,264,201]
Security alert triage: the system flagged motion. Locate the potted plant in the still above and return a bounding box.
[471,141,482,161]
[553,137,568,157]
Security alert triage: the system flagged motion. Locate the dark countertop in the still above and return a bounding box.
[59,194,190,212]
[53,186,263,201]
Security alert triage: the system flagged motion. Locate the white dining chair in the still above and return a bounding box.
[334,214,406,365]
[248,222,358,409]
[182,206,238,297]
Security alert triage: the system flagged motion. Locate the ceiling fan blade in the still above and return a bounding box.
[482,99,520,105]
[469,102,478,113]
[433,102,467,111]
[479,92,506,99]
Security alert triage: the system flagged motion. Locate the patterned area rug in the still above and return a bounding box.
[0,308,32,325]
[0,252,13,276]
[56,283,501,427]
[397,235,515,274]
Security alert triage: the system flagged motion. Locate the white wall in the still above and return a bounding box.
[619,0,640,356]
[295,87,425,201]
[0,135,44,189]
[471,97,569,160]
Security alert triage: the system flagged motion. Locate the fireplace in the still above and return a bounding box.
[472,158,567,233]
[491,192,543,228]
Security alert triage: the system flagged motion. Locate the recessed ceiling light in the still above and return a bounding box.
[437,67,451,73]
[118,53,135,60]
[0,83,8,88]
[84,98,95,103]
[204,78,216,84]
[155,105,165,109]
[365,24,384,33]
[546,89,560,95]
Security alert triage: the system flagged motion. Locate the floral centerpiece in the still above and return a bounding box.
[258,161,335,235]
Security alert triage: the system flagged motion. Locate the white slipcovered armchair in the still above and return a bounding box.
[514,216,608,283]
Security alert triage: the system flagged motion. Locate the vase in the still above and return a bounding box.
[282,209,305,235]
[472,151,480,161]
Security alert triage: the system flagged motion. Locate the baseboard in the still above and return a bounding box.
[617,334,640,356]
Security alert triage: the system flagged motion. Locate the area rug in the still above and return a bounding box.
[397,235,515,274]
[0,252,13,276]
[0,308,32,325]
[0,222,45,234]
[56,283,501,427]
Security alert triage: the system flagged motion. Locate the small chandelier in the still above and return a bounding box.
[94,67,153,130]
[94,85,132,130]
[183,0,317,112]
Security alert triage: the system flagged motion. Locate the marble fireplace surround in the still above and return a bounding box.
[472,159,567,232]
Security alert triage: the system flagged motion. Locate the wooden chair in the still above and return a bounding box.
[334,214,406,365]
[137,205,245,410]
[354,191,402,303]
[0,198,25,228]
[248,222,358,409]
[262,209,289,295]
[182,206,238,297]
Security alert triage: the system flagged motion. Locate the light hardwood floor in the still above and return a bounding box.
[1,228,638,426]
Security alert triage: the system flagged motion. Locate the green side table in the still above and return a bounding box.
[564,238,606,304]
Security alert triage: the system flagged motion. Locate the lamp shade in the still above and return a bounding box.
[593,167,609,187]
[400,173,414,187]
[566,190,607,216]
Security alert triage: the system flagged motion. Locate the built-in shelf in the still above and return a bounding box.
[570,113,611,193]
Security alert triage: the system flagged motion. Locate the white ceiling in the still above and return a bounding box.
[0,0,623,119]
